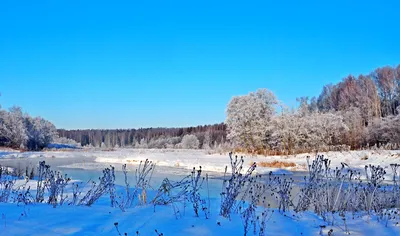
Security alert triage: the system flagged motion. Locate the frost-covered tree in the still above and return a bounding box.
[368,113,400,146]
[0,106,28,149]
[0,106,57,150]
[179,134,200,149]
[226,89,277,150]
[268,110,302,153]
[269,110,348,153]
[25,116,58,151]
[202,131,212,149]
[339,107,367,148]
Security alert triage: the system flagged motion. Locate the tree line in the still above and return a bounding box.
[226,64,400,154]
[57,123,227,149]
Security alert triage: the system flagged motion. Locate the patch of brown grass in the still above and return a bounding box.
[256,160,296,168]
[126,160,139,163]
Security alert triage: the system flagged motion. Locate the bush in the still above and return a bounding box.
[179,134,200,149]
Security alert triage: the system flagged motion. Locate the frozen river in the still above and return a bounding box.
[0,152,307,201]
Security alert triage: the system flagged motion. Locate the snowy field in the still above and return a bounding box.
[1,148,399,175]
[1,196,398,236]
[0,148,400,235]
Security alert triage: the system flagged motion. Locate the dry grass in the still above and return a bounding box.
[126,160,139,163]
[256,160,296,168]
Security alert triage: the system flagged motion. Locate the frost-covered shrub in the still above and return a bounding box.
[79,166,116,206]
[179,134,200,149]
[36,161,49,203]
[47,171,71,207]
[269,111,349,154]
[0,175,15,203]
[220,153,257,218]
[116,160,156,211]
[145,136,182,149]
[0,165,34,205]
[51,137,81,148]
[15,179,34,206]
[152,176,189,205]
[368,114,400,146]
[35,161,71,207]
[147,136,169,149]
[294,154,400,225]
[188,167,210,218]
[134,159,155,205]
[134,138,148,149]
[151,175,192,219]
[151,166,209,219]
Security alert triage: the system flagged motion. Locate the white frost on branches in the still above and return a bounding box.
[225,89,277,150]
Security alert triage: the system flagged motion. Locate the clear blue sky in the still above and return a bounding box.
[1,0,399,129]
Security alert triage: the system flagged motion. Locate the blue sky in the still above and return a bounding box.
[1,0,399,129]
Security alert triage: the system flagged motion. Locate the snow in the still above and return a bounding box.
[1,149,400,176]
[0,190,398,235]
[1,148,400,235]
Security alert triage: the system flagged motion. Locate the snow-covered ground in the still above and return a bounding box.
[0,178,399,236]
[2,148,399,175]
[1,199,398,236]
[93,149,400,175]
[1,148,400,235]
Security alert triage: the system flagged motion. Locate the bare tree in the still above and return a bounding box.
[373,66,398,116]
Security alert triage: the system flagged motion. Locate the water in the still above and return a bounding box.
[0,156,307,202]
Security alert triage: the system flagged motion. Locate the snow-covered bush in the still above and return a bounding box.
[295,155,400,225]
[134,138,148,149]
[35,161,71,207]
[179,134,200,149]
[188,167,209,218]
[220,153,257,218]
[146,136,182,149]
[116,159,156,211]
[47,170,71,207]
[0,174,15,203]
[368,113,400,146]
[152,176,191,219]
[52,137,81,148]
[134,159,155,205]
[79,166,116,207]
[269,111,348,154]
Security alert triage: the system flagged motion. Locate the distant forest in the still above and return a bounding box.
[57,124,226,149]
